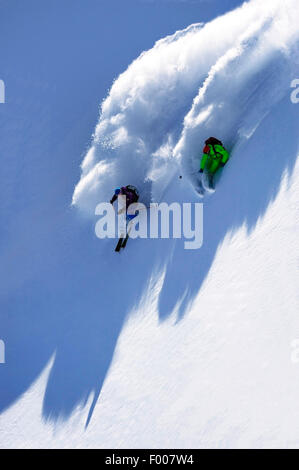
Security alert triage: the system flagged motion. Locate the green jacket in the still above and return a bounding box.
[200,144,229,174]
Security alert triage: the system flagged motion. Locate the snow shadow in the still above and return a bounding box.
[1,94,296,430]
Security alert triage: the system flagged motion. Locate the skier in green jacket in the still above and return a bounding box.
[199,137,229,189]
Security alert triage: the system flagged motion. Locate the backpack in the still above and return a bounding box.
[121,185,139,205]
[205,137,223,147]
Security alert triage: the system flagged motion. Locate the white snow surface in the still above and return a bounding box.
[1,0,299,448]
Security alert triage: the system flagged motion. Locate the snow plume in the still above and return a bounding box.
[72,0,299,214]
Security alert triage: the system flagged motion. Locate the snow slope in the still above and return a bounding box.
[1,0,299,448]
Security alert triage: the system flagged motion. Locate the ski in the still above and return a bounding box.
[115,233,130,252]
[121,233,129,249]
[115,237,124,252]
[195,174,216,195]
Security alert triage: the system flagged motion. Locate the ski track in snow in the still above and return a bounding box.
[1,0,299,449]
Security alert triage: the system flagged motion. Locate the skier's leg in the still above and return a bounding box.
[120,215,136,249]
[115,214,131,252]
[207,159,221,190]
[115,224,130,252]
[196,172,205,195]
[208,172,215,189]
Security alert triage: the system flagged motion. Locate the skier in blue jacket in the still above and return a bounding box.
[110,185,140,221]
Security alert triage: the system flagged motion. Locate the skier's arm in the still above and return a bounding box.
[220,149,229,166]
[110,194,117,205]
[110,188,121,205]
